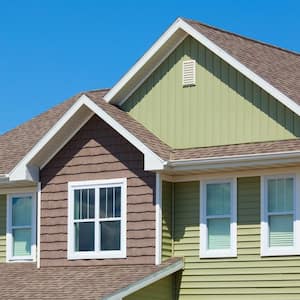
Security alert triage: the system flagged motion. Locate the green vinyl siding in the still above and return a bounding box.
[162,181,173,260]
[0,195,6,262]
[124,275,173,300]
[122,36,300,148]
[172,178,300,299]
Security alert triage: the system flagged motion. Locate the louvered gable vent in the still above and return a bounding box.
[182,59,196,86]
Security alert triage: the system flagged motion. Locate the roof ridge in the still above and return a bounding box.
[181,17,300,57]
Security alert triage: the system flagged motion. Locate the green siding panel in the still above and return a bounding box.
[162,181,173,261]
[124,275,173,300]
[0,195,6,263]
[123,36,300,148]
[172,178,300,299]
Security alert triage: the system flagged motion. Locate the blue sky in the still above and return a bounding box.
[0,0,299,134]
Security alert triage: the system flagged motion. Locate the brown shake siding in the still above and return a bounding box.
[40,115,156,267]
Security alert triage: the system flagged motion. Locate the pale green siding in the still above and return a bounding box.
[0,195,6,262]
[124,275,173,300]
[162,181,173,260]
[123,36,300,148]
[173,178,300,299]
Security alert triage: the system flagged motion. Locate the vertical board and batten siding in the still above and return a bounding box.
[0,195,6,262]
[40,115,156,267]
[172,178,300,300]
[162,181,173,260]
[124,275,173,300]
[122,36,300,149]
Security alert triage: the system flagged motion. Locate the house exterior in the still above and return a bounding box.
[1,17,300,299]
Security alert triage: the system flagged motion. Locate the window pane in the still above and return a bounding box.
[13,228,31,256]
[100,221,120,251]
[268,178,293,213]
[88,189,95,219]
[107,188,113,218]
[75,222,94,251]
[81,189,88,219]
[207,218,230,250]
[207,183,231,216]
[74,190,80,219]
[12,196,32,226]
[100,188,106,218]
[269,215,293,247]
[115,187,121,218]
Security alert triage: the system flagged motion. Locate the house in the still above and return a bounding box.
[1,16,300,299]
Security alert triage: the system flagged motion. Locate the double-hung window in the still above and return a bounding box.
[7,193,36,261]
[261,175,300,256]
[200,179,237,258]
[68,178,126,259]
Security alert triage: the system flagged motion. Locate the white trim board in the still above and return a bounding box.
[104,18,300,117]
[8,94,166,182]
[102,259,184,300]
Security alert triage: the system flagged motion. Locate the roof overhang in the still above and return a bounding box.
[166,151,300,172]
[103,258,184,300]
[8,95,166,182]
[104,18,300,117]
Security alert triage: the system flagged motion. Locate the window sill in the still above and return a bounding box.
[200,250,237,259]
[261,247,300,257]
[68,250,126,260]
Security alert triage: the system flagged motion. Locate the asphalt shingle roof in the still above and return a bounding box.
[0,257,182,300]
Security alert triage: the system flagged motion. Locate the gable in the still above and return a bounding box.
[122,36,300,149]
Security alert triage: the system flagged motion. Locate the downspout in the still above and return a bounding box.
[171,182,175,257]
[155,173,162,265]
[37,182,41,269]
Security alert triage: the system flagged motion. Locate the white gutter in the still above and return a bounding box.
[166,151,300,171]
[37,182,41,269]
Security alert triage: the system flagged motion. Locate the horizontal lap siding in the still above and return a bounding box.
[40,115,156,267]
[0,195,6,262]
[174,178,300,299]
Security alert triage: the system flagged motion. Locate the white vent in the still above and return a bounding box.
[182,60,196,86]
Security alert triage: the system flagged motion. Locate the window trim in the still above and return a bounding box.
[6,192,37,262]
[67,178,127,260]
[261,174,300,256]
[200,178,237,258]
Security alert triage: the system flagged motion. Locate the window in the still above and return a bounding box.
[200,179,237,258]
[261,175,300,256]
[68,178,127,259]
[7,193,36,261]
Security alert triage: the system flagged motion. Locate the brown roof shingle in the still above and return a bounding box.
[0,257,182,300]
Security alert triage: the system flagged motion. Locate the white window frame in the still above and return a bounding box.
[68,178,127,260]
[261,174,300,256]
[200,178,237,258]
[6,192,37,262]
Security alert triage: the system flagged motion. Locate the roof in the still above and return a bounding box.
[0,89,171,175]
[1,18,300,174]
[0,258,182,300]
[171,139,300,161]
[184,18,300,105]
